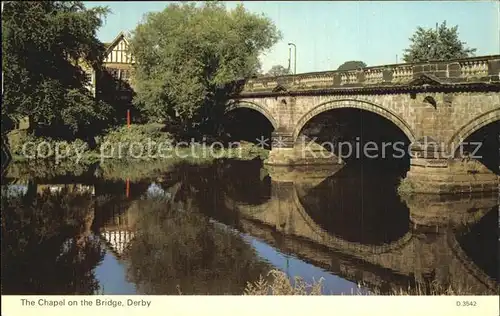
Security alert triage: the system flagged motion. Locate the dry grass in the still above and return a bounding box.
[373,281,481,296]
[243,269,498,296]
[244,269,324,295]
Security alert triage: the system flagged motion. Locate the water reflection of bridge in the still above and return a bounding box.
[223,165,499,294]
[89,164,498,294]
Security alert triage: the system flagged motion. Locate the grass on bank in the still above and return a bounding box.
[243,269,498,295]
[7,123,270,164]
[396,177,414,195]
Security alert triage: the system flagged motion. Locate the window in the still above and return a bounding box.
[108,68,119,78]
[84,71,93,84]
[121,70,130,81]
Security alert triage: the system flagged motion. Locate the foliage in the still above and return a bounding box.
[7,130,90,159]
[396,177,415,195]
[1,1,112,138]
[96,68,145,126]
[244,269,324,295]
[403,21,476,63]
[265,64,290,76]
[101,123,172,146]
[337,60,366,71]
[100,123,173,159]
[244,270,491,295]
[1,188,105,294]
[97,159,179,181]
[7,122,270,165]
[129,2,281,139]
[5,160,92,180]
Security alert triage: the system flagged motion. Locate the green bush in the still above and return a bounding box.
[7,131,90,159]
[102,123,170,143]
[396,177,414,195]
[100,123,173,159]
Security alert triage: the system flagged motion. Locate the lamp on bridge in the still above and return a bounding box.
[288,42,297,84]
[288,43,297,74]
[288,47,292,73]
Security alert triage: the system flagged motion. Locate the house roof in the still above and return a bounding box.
[104,31,130,55]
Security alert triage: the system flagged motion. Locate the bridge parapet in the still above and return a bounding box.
[242,55,500,94]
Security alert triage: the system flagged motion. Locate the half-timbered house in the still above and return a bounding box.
[102,31,135,85]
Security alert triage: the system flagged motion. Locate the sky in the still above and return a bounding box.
[85,1,500,74]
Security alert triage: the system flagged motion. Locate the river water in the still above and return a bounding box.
[1,159,498,295]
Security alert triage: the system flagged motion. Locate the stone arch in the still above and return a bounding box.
[225,188,413,256]
[448,108,500,154]
[289,186,414,256]
[226,101,278,130]
[446,232,498,293]
[292,99,416,143]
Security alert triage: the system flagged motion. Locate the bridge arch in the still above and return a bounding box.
[289,186,414,256]
[447,231,499,293]
[222,187,414,256]
[226,101,278,130]
[292,99,416,143]
[448,108,500,154]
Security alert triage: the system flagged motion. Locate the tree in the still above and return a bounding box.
[129,2,281,139]
[266,65,290,76]
[403,21,476,63]
[337,61,366,71]
[2,2,112,139]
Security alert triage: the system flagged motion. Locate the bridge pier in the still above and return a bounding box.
[401,192,498,227]
[265,131,344,166]
[402,142,498,194]
[404,159,498,194]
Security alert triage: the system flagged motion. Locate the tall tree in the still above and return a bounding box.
[2,1,112,139]
[129,2,281,139]
[403,21,476,63]
[337,61,366,71]
[266,65,290,76]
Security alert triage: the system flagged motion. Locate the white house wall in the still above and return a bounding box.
[104,38,135,64]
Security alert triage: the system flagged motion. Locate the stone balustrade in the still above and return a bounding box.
[242,55,500,93]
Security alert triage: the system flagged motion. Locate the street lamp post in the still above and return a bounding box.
[288,43,296,75]
[287,47,292,73]
[2,1,4,95]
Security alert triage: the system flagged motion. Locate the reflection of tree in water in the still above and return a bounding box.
[151,160,272,225]
[91,160,273,294]
[1,189,104,294]
[215,160,271,206]
[125,197,271,295]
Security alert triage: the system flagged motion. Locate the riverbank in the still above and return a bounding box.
[243,269,499,295]
[4,150,267,182]
[6,123,269,166]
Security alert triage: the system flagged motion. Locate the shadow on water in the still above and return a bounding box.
[455,206,499,283]
[1,159,498,295]
[298,162,410,245]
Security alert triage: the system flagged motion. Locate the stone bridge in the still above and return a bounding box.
[230,55,500,194]
[223,166,499,294]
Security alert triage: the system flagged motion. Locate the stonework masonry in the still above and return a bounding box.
[231,55,500,194]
